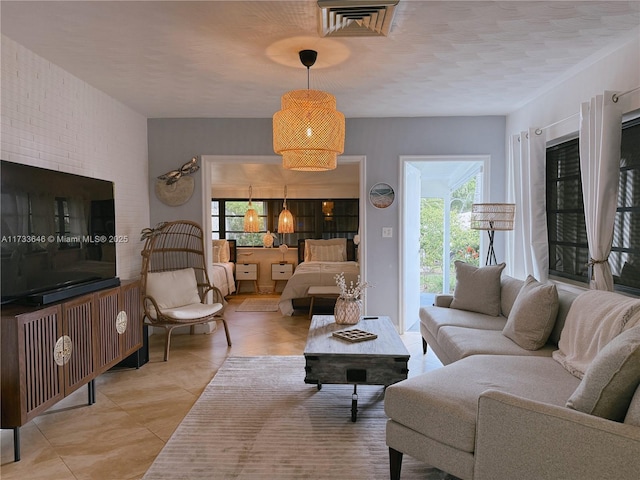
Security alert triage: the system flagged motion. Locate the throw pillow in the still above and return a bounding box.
[211,239,230,263]
[566,325,640,422]
[502,275,559,350]
[449,261,505,316]
[212,245,222,263]
[146,268,201,310]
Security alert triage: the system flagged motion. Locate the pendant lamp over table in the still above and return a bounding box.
[273,50,345,171]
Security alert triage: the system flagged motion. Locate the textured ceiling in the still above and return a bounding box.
[1,1,639,118]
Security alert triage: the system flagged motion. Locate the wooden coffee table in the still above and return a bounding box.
[303,315,410,421]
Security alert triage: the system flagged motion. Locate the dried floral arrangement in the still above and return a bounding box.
[334,272,371,300]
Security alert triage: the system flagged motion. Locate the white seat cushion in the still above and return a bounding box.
[161,302,223,321]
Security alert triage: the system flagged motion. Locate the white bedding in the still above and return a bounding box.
[278,261,360,316]
[211,262,236,297]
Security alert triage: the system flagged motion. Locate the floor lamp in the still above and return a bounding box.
[471,203,516,266]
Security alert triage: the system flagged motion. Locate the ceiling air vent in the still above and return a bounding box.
[317,0,399,37]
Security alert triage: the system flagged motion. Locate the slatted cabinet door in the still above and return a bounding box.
[0,306,64,428]
[94,287,122,372]
[61,295,97,395]
[119,281,142,358]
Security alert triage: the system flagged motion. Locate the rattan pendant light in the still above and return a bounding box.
[277,185,294,233]
[243,185,260,233]
[273,50,345,171]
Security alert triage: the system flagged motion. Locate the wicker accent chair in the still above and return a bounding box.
[140,220,231,361]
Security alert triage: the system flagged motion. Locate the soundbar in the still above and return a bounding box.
[25,277,121,306]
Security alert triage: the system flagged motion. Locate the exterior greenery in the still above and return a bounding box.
[420,178,480,293]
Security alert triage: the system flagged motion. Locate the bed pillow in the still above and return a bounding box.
[212,245,222,263]
[502,275,559,350]
[304,238,347,262]
[449,261,505,316]
[212,239,230,263]
[309,244,345,262]
[566,325,640,422]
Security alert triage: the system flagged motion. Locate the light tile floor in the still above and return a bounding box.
[0,294,442,480]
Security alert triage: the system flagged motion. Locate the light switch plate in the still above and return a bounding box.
[382,227,393,238]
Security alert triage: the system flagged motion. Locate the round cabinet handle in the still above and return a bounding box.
[116,311,128,334]
[54,335,73,366]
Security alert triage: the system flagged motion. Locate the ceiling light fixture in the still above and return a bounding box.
[273,49,345,171]
[278,185,294,233]
[243,185,260,233]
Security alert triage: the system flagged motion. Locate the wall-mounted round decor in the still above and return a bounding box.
[155,177,195,206]
[369,182,395,209]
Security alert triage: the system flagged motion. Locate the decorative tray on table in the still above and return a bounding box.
[332,328,378,343]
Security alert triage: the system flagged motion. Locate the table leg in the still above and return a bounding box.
[351,384,358,422]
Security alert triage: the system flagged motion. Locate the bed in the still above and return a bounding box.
[278,238,360,316]
[211,239,237,297]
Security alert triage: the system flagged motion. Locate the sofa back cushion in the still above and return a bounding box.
[624,385,640,426]
[548,289,580,346]
[450,261,506,316]
[500,275,524,318]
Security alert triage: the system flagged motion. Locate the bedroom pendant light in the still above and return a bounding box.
[243,185,260,233]
[277,185,294,234]
[273,50,345,171]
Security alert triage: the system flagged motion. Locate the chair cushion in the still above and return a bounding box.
[450,261,505,316]
[502,275,559,350]
[146,268,201,309]
[161,302,223,322]
[566,325,640,421]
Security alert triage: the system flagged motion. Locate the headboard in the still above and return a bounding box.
[297,238,357,264]
[228,239,237,263]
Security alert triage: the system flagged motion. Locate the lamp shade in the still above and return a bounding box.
[470,203,516,231]
[273,89,345,171]
[278,208,294,234]
[243,202,260,233]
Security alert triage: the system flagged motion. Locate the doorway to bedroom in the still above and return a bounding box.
[401,156,488,332]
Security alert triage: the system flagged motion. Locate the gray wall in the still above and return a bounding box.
[148,116,506,326]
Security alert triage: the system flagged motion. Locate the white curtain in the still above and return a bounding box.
[579,92,622,290]
[507,127,548,281]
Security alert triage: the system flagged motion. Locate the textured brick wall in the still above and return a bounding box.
[1,35,150,280]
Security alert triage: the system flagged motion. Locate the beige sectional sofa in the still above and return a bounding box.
[385,266,640,480]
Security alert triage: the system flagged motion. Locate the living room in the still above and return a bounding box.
[1,1,639,479]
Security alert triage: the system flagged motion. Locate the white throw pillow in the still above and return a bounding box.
[146,268,201,310]
[212,245,222,263]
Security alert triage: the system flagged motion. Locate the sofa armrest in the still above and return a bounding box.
[475,390,640,480]
[433,294,454,308]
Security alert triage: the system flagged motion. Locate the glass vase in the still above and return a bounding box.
[334,297,362,325]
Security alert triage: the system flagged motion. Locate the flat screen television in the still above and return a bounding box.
[1,160,120,305]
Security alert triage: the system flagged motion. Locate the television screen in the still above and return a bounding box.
[1,160,119,304]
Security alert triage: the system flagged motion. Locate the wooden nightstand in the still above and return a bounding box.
[271,262,293,292]
[236,263,258,293]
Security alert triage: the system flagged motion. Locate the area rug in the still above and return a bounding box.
[236,297,280,312]
[143,356,458,480]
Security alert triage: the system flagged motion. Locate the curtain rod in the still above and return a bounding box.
[535,85,640,135]
[613,85,640,103]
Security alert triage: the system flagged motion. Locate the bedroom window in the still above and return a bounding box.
[212,198,358,247]
[546,117,640,293]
